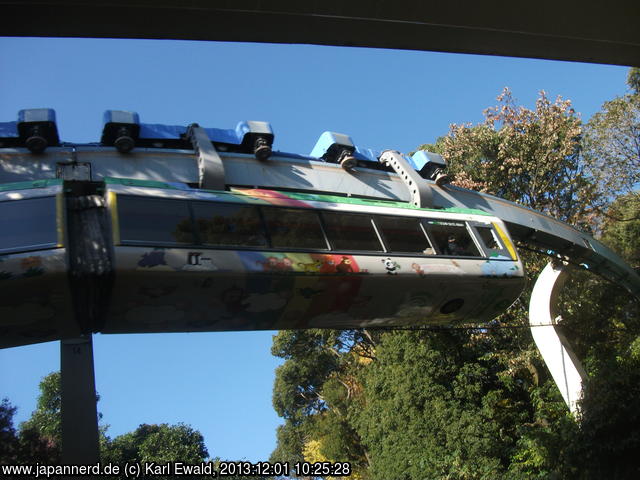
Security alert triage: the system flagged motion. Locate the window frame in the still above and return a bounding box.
[259,205,331,252]
[372,213,435,255]
[319,209,386,253]
[113,194,515,261]
[420,218,485,258]
[469,221,513,259]
[117,194,196,247]
[0,196,61,254]
[191,200,268,249]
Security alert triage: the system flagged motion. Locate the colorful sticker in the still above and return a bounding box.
[233,188,311,209]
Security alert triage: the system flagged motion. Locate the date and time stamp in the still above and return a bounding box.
[218,460,351,477]
[1,460,352,478]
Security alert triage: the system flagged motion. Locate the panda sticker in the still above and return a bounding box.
[381,257,401,275]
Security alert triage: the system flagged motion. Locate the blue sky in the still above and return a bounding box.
[0,37,631,462]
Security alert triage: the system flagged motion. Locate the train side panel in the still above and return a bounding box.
[103,246,524,333]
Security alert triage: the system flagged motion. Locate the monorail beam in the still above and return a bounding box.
[60,336,100,464]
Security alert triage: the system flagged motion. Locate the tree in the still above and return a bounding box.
[600,194,640,267]
[319,89,596,478]
[18,372,63,463]
[104,423,209,479]
[20,372,62,443]
[10,371,213,475]
[441,88,594,226]
[270,329,373,478]
[0,399,19,464]
[583,75,640,212]
[627,67,640,95]
[556,194,640,479]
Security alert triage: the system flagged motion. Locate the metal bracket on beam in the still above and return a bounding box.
[529,262,587,414]
[186,124,226,191]
[379,150,434,208]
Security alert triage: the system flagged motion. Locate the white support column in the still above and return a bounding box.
[529,262,587,414]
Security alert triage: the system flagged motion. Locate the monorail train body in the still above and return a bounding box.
[6,109,637,352]
[0,178,524,348]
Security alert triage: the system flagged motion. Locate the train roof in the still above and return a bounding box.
[104,177,493,217]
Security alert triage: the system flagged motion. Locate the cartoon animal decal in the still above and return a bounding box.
[256,256,295,272]
[411,262,426,277]
[336,256,354,274]
[278,257,293,271]
[256,256,279,271]
[298,260,323,273]
[382,257,401,275]
[138,249,167,268]
[319,257,336,274]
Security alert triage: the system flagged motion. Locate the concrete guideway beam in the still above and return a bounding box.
[529,263,587,414]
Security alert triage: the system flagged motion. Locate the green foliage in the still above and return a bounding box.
[3,371,212,473]
[600,194,640,266]
[583,90,640,205]
[271,330,342,423]
[354,331,500,480]
[352,329,578,480]
[15,371,105,464]
[628,67,640,95]
[105,423,208,471]
[439,88,594,226]
[571,347,640,479]
[17,372,62,463]
[412,137,446,156]
[270,329,373,475]
[555,194,640,479]
[270,422,306,464]
[0,399,19,464]
[20,372,62,443]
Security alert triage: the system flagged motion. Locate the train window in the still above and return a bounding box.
[374,215,434,254]
[262,207,327,250]
[321,212,384,252]
[119,196,194,244]
[476,226,501,250]
[473,223,514,258]
[192,202,267,247]
[0,197,58,252]
[423,220,482,257]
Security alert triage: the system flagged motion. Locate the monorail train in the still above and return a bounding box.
[0,178,524,348]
